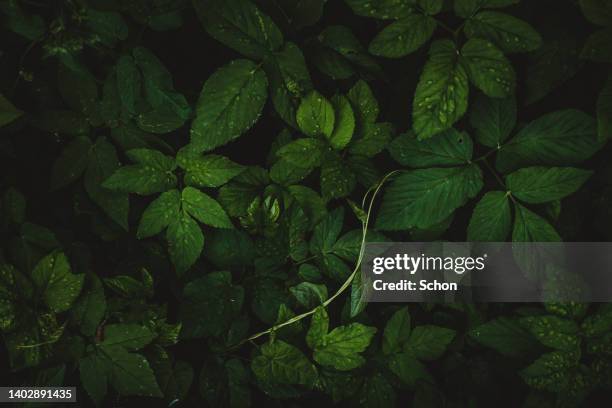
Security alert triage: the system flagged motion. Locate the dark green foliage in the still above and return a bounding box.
[1,0,611,406]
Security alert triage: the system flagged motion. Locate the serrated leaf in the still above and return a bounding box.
[290,282,328,309]
[251,340,318,387]
[344,0,415,19]
[512,203,561,242]
[469,93,516,147]
[376,165,483,230]
[101,324,155,351]
[137,189,181,238]
[369,14,436,58]
[520,315,580,351]
[276,138,326,169]
[193,0,283,59]
[104,347,163,397]
[32,251,84,313]
[382,307,411,355]
[70,274,106,337]
[50,136,92,190]
[178,151,245,188]
[85,138,129,230]
[191,59,268,152]
[520,350,580,392]
[166,211,204,274]
[313,323,377,370]
[403,325,455,360]
[413,40,469,140]
[461,38,515,98]
[320,151,356,199]
[0,93,23,127]
[506,166,593,204]
[180,271,243,338]
[467,191,511,241]
[496,110,603,173]
[182,187,232,229]
[103,149,177,195]
[388,354,432,386]
[347,80,379,124]
[469,317,541,357]
[389,128,472,168]
[348,122,393,157]
[307,306,329,349]
[328,95,355,149]
[465,11,542,53]
[297,91,336,138]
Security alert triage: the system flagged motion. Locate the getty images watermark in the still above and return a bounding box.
[360,242,612,303]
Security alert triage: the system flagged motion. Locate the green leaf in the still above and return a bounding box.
[419,0,443,15]
[70,274,106,337]
[79,352,109,404]
[307,306,329,349]
[597,74,612,141]
[520,315,580,351]
[32,251,84,313]
[180,271,243,338]
[376,165,483,230]
[403,325,455,360]
[580,28,612,63]
[347,80,379,124]
[116,55,141,116]
[103,148,177,195]
[276,138,326,170]
[512,203,561,242]
[467,191,512,241]
[520,350,580,392]
[389,128,473,168]
[320,151,357,200]
[388,354,432,386]
[290,281,328,308]
[193,0,283,59]
[177,151,245,188]
[50,136,92,190]
[191,59,268,152]
[461,38,515,98]
[328,95,355,149]
[265,42,313,129]
[148,350,194,403]
[469,317,541,357]
[369,14,436,58]
[506,167,593,204]
[465,11,542,53]
[579,0,612,26]
[310,208,344,256]
[313,323,377,370]
[0,93,23,127]
[496,110,603,173]
[297,91,336,138]
[182,187,233,229]
[137,189,181,239]
[348,122,393,157]
[251,340,318,387]
[166,211,204,274]
[344,0,415,19]
[413,40,469,140]
[469,93,516,148]
[85,138,130,230]
[382,307,411,355]
[101,324,155,351]
[104,347,163,397]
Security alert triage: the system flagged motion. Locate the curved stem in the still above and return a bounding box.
[234,170,401,348]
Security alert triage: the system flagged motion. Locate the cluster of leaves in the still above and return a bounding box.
[1,0,612,406]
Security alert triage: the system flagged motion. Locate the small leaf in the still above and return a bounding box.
[328,95,355,149]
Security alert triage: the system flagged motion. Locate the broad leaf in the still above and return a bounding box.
[467,191,512,241]
[166,211,204,274]
[461,38,515,98]
[32,251,84,313]
[512,203,561,242]
[251,340,318,387]
[297,91,335,138]
[137,189,181,238]
[369,14,436,58]
[389,128,473,168]
[313,323,377,370]
[506,166,592,204]
[520,315,580,351]
[413,40,469,140]
[376,165,483,230]
[328,95,355,149]
[465,11,542,53]
[382,307,411,355]
[191,59,268,152]
[182,187,233,229]
[103,149,177,195]
[469,93,516,148]
[469,317,541,357]
[403,325,455,360]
